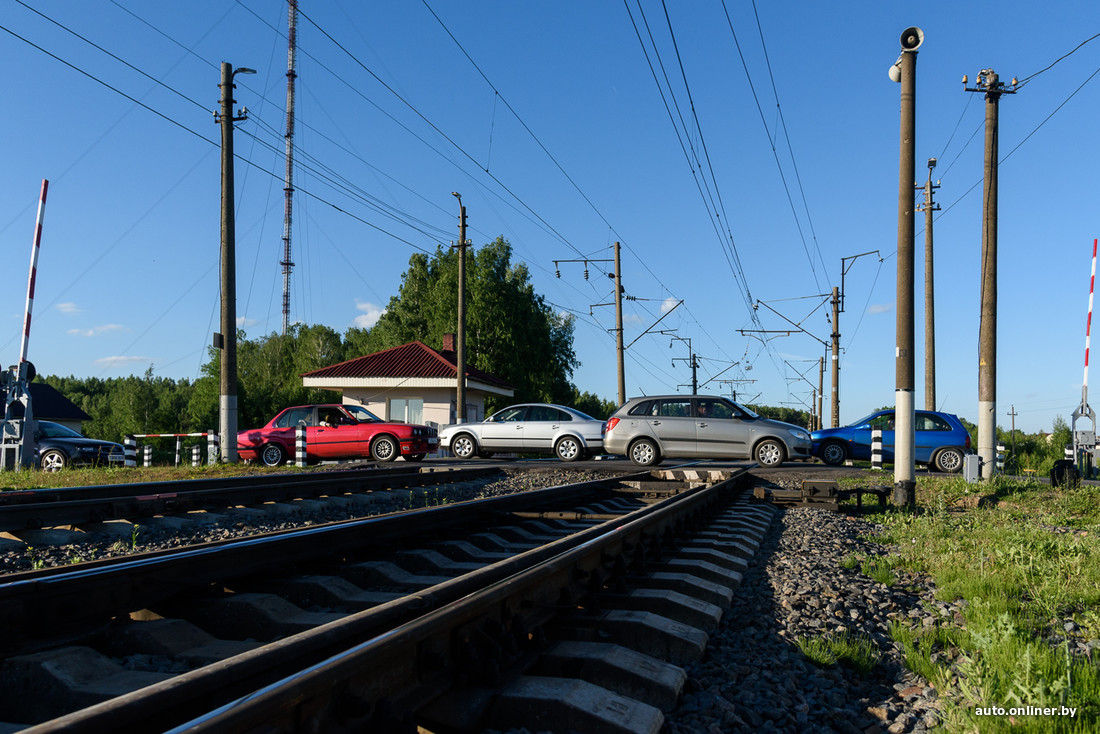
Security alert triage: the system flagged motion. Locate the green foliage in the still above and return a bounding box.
[569,388,619,419]
[343,238,579,412]
[796,631,881,675]
[747,403,811,428]
[866,476,1100,729]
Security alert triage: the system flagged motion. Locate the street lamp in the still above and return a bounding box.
[451,192,468,423]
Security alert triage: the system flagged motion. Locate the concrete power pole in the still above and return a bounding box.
[830,286,840,428]
[614,242,626,406]
[890,27,923,507]
[965,69,1016,479]
[919,158,941,411]
[217,62,254,463]
[452,193,469,423]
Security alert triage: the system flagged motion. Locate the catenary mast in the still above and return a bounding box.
[281,0,298,334]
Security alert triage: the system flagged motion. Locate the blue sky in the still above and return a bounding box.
[1,1,1098,434]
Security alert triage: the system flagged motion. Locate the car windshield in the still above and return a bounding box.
[850,412,880,428]
[37,421,83,439]
[728,400,759,419]
[344,405,383,423]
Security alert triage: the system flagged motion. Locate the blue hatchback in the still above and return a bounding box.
[811,409,971,473]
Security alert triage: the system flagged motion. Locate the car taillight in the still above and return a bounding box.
[604,418,619,434]
[965,434,971,449]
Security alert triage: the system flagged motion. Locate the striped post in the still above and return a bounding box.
[296,422,307,467]
[174,436,182,466]
[871,428,883,470]
[208,430,219,465]
[192,445,201,467]
[18,180,48,366]
[143,444,152,468]
[124,435,137,468]
[1065,445,1075,461]
[996,442,1005,474]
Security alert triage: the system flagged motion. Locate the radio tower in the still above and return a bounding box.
[280,0,298,334]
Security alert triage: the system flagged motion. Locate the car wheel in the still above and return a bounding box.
[39,449,67,473]
[755,439,786,467]
[629,438,660,467]
[820,441,848,466]
[934,447,964,473]
[555,436,582,462]
[371,435,398,462]
[405,453,426,462]
[450,433,477,459]
[260,443,287,467]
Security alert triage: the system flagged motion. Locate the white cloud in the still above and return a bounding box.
[868,303,893,315]
[237,316,258,328]
[661,297,680,314]
[56,302,82,314]
[95,355,152,369]
[67,324,125,337]
[353,300,386,329]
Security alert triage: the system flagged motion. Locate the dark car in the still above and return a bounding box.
[811,409,971,472]
[603,394,812,467]
[237,404,438,466]
[34,420,126,472]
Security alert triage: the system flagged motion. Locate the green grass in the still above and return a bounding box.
[851,475,1100,731]
[0,462,351,492]
[796,630,881,675]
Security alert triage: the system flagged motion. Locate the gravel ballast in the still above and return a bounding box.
[1,467,952,731]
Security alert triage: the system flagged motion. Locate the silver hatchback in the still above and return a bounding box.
[603,395,812,467]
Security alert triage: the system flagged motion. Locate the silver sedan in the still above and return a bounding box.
[439,403,605,461]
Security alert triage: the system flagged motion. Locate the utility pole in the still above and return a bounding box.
[890,27,923,506]
[670,335,697,394]
[964,69,1016,479]
[1008,404,1018,472]
[918,157,941,411]
[613,242,625,405]
[830,287,840,427]
[452,192,469,423]
[217,62,254,463]
[818,355,825,431]
[834,251,881,428]
[556,245,626,404]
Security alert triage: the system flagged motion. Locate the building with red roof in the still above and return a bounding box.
[300,334,513,427]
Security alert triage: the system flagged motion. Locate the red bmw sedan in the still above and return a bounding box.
[238,404,438,466]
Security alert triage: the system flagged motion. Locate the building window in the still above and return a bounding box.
[389,398,423,424]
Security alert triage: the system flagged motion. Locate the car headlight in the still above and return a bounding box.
[791,429,810,442]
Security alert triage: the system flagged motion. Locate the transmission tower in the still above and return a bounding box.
[280,0,299,334]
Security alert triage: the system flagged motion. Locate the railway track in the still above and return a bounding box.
[0,466,774,733]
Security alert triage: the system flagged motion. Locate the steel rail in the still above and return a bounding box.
[0,471,653,650]
[0,465,505,531]
[25,468,749,733]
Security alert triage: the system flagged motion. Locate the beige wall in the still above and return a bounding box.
[340,387,487,427]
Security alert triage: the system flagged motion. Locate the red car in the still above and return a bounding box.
[237,404,438,466]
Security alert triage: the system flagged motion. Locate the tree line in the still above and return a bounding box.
[43,238,618,442]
